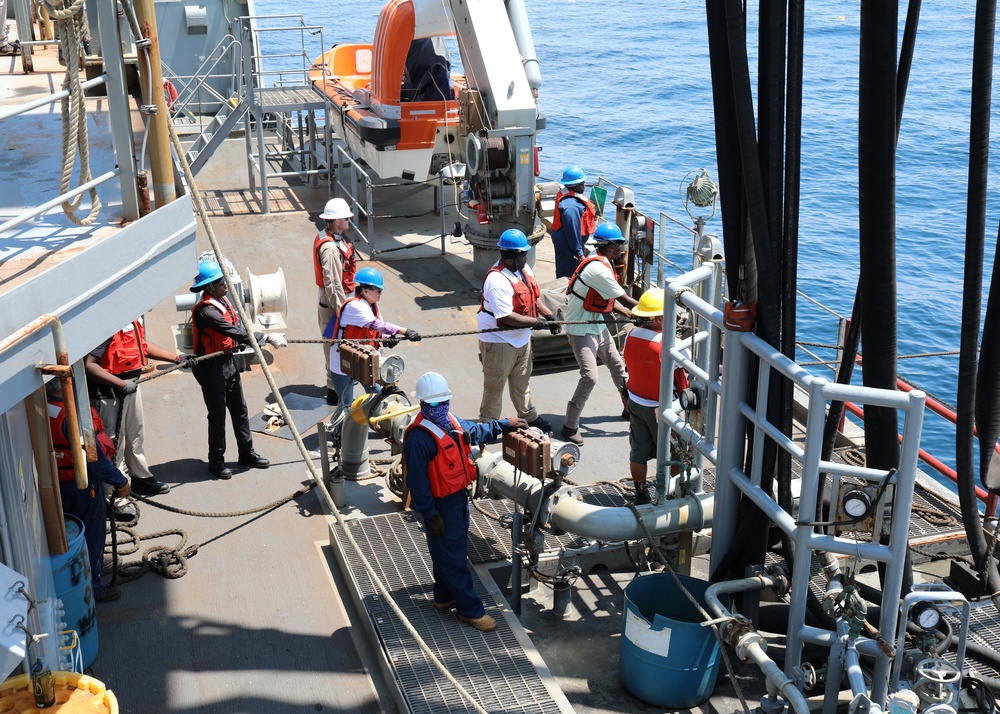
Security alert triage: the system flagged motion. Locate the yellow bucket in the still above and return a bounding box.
[0,671,118,713]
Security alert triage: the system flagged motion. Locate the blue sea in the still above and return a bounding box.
[256,1,1000,484]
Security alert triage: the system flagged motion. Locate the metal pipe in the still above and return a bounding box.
[477,453,713,540]
[741,638,810,714]
[704,572,781,616]
[844,638,867,698]
[0,170,118,235]
[0,316,88,490]
[504,0,542,92]
[511,510,523,615]
[340,390,371,481]
[0,75,108,121]
[132,0,176,206]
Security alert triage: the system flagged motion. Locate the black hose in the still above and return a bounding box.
[705,0,746,302]
[957,0,1000,596]
[857,0,900,474]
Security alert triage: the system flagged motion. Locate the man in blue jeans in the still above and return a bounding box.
[403,372,525,632]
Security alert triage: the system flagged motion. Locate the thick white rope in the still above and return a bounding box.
[43,0,100,225]
[166,119,491,714]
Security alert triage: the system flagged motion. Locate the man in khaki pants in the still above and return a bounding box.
[476,229,559,433]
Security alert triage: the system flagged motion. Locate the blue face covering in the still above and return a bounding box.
[421,400,452,432]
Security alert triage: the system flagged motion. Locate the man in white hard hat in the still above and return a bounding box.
[403,372,526,633]
[315,197,357,405]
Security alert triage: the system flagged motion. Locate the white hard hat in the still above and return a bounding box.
[320,197,352,220]
[413,372,452,403]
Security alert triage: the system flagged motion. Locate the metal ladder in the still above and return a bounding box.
[183,96,249,175]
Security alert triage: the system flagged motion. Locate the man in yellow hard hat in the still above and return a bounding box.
[622,288,666,505]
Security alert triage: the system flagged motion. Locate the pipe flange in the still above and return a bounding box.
[719,615,755,650]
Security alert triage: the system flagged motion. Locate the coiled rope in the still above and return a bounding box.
[42,0,100,225]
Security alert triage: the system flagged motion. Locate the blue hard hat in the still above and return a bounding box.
[190,260,225,292]
[355,266,384,290]
[594,223,626,243]
[497,228,530,252]
[560,165,587,186]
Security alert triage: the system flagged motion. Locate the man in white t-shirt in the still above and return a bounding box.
[477,229,559,432]
[561,223,638,444]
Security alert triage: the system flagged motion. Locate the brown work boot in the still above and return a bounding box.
[457,613,497,632]
[433,599,456,611]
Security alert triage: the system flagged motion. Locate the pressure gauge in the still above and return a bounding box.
[910,601,942,632]
[842,489,872,519]
[678,387,701,411]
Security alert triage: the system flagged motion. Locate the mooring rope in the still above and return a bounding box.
[42,0,100,225]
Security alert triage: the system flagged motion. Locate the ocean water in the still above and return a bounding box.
[255,1,1000,481]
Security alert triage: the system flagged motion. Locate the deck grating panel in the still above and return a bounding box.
[333,512,563,713]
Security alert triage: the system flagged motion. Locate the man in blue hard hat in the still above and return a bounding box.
[561,223,637,445]
[189,260,283,479]
[549,165,596,279]
[477,228,559,433]
[325,266,422,402]
[404,371,526,633]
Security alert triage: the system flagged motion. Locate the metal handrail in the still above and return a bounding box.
[0,170,119,235]
[164,34,244,121]
[0,75,107,122]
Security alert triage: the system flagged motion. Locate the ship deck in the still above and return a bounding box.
[83,131,996,713]
[4,47,988,707]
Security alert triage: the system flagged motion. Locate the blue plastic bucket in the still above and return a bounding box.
[620,573,726,708]
[49,514,98,669]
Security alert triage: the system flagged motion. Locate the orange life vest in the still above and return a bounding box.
[48,399,115,482]
[331,296,383,346]
[566,255,618,314]
[479,266,540,319]
[550,190,597,235]
[99,319,148,376]
[192,295,239,356]
[624,328,663,402]
[405,413,476,499]
[313,230,357,295]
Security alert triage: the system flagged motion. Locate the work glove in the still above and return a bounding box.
[543,314,561,335]
[531,317,548,331]
[266,332,287,348]
[405,330,422,342]
[504,416,529,431]
[113,482,131,499]
[383,336,400,349]
[426,513,445,537]
[118,379,138,397]
[180,355,198,369]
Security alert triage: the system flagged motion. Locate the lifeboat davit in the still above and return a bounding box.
[309,0,467,182]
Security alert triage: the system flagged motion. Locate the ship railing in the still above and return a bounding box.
[661,263,926,705]
[0,75,121,235]
[791,302,1000,516]
[162,33,244,128]
[332,146,375,246]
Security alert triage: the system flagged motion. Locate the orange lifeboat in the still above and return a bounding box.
[309,0,467,181]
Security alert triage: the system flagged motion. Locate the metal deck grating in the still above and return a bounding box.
[254,86,327,111]
[333,512,564,714]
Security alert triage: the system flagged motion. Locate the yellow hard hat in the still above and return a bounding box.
[632,288,665,318]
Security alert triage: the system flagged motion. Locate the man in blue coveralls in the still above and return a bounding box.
[403,372,526,632]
